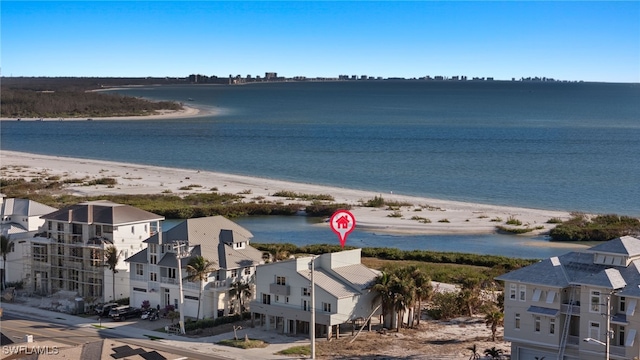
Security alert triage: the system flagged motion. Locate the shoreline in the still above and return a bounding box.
[0,150,582,241]
[0,104,216,122]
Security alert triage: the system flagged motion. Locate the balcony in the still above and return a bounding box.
[210,279,230,288]
[561,302,581,315]
[160,277,178,285]
[270,283,290,296]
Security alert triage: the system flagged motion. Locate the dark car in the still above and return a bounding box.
[108,306,142,321]
[95,303,118,317]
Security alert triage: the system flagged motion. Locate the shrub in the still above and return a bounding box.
[387,211,402,218]
[363,195,385,207]
[505,216,522,226]
[438,218,450,223]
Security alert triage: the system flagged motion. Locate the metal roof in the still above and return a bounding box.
[527,306,559,317]
[1,198,57,217]
[331,264,378,290]
[298,268,360,299]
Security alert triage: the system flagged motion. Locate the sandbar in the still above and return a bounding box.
[0,105,214,122]
[0,150,582,240]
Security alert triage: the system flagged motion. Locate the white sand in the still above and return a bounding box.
[0,150,580,239]
[0,105,209,121]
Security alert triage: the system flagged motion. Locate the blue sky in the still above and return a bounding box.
[2,1,639,82]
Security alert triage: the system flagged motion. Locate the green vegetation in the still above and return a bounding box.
[496,226,544,234]
[549,213,640,241]
[411,216,431,224]
[272,190,334,201]
[217,338,267,349]
[438,218,450,223]
[252,243,538,272]
[277,345,311,356]
[546,217,564,224]
[184,313,251,332]
[505,216,522,226]
[1,77,184,118]
[362,195,412,208]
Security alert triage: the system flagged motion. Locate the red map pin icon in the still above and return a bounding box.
[330,210,356,248]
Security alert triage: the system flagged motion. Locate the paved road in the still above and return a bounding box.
[1,302,309,359]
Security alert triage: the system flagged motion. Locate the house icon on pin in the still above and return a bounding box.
[335,215,351,229]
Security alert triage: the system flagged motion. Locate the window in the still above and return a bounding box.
[72,223,82,235]
[150,254,157,265]
[131,226,135,234]
[48,221,52,230]
[95,225,102,237]
[534,316,541,332]
[91,249,101,267]
[244,267,251,275]
[71,247,82,261]
[276,276,286,285]
[515,313,520,329]
[322,302,332,312]
[589,321,601,341]
[262,293,271,304]
[57,223,64,231]
[285,296,289,304]
[546,290,556,304]
[150,272,157,282]
[136,264,144,276]
[33,244,48,262]
[532,289,541,302]
[620,297,626,312]
[275,295,280,303]
[103,225,113,234]
[149,244,157,254]
[168,268,176,279]
[549,318,555,335]
[509,284,516,300]
[591,291,601,313]
[519,285,526,301]
[231,269,238,277]
[302,287,310,296]
[619,326,625,346]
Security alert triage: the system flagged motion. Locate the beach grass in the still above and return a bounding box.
[217,338,268,349]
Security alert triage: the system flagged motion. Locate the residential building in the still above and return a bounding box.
[249,249,380,339]
[0,197,57,288]
[7,200,163,301]
[496,235,640,360]
[125,216,264,319]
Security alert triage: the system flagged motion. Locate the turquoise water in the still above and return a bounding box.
[2,81,638,258]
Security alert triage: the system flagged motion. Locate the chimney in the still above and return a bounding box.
[68,209,73,223]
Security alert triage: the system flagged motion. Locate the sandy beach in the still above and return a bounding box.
[0,104,211,122]
[0,150,580,239]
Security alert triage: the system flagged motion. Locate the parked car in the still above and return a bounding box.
[95,303,118,317]
[108,306,142,321]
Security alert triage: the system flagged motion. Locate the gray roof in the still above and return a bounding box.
[298,268,360,299]
[527,306,559,317]
[588,236,640,257]
[331,264,379,290]
[1,198,57,217]
[41,200,164,225]
[133,216,262,270]
[497,236,640,293]
[125,248,148,264]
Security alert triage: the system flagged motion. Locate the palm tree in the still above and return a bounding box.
[1,235,11,290]
[229,280,252,314]
[484,308,504,342]
[184,255,218,320]
[459,278,482,316]
[371,271,395,329]
[104,245,120,302]
[466,344,480,360]
[389,274,415,332]
[411,268,432,326]
[483,346,504,359]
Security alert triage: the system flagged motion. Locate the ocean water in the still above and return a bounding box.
[2,81,639,258]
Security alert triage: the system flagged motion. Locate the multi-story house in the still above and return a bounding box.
[249,249,380,339]
[1,197,57,288]
[125,216,264,319]
[10,200,164,301]
[496,235,640,360]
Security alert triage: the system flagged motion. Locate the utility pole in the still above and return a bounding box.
[605,294,611,360]
[310,256,316,360]
[174,241,188,335]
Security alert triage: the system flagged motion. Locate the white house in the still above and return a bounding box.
[496,235,640,360]
[125,216,264,319]
[7,200,165,302]
[0,197,57,288]
[249,248,381,339]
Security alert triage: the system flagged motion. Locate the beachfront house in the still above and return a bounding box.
[16,200,164,302]
[249,248,380,339]
[0,197,58,289]
[496,235,640,360]
[125,216,264,319]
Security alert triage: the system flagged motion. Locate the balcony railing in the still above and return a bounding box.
[160,277,178,285]
[561,302,581,315]
[270,283,290,296]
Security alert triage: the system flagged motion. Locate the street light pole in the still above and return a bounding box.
[310,256,316,360]
[605,294,611,360]
[174,241,188,335]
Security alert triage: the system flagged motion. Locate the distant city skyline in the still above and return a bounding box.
[2,1,639,83]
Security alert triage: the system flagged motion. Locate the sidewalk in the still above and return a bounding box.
[1,301,310,359]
